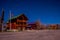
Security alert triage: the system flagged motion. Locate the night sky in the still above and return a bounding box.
[0,0,60,24]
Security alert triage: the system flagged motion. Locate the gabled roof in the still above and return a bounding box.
[8,13,28,21]
[18,14,28,20]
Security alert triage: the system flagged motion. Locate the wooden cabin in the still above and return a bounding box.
[6,14,28,31]
[25,23,36,30]
[28,23,37,30]
[47,24,58,30]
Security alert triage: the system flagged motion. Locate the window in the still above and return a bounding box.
[20,22,23,25]
[23,22,26,24]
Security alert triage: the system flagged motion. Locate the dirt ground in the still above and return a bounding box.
[0,30,60,40]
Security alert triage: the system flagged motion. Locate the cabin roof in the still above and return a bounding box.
[8,14,28,20]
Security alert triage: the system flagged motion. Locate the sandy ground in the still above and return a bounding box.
[0,30,60,40]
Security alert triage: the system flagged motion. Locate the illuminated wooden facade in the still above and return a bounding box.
[7,14,28,31]
[47,24,58,30]
[28,23,37,30]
